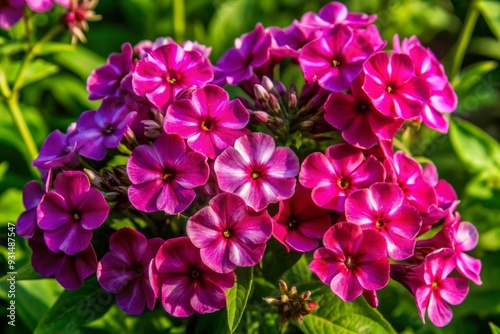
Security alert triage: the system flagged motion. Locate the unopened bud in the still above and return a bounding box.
[299,120,314,131]
[288,90,298,110]
[84,169,105,189]
[274,117,285,127]
[268,94,281,113]
[275,81,287,96]
[261,76,274,93]
[254,84,270,103]
[253,111,271,123]
[104,191,119,201]
[175,86,196,100]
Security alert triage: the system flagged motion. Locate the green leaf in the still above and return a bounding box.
[0,188,24,225]
[449,118,500,173]
[478,0,500,41]
[52,46,106,80]
[226,266,254,333]
[301,286,396,334]
[34,277,114,334]
[261,238,303,283]
[453,60,498,103]
[0,263,42,284]
[490,322,500,334]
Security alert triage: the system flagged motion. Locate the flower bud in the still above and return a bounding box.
[254,84,270,103]
[253,111,271,123]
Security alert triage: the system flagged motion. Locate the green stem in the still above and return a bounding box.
[450,0,480,81]
[173,0,186,41]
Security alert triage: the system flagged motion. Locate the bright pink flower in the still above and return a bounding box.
[324,73,403,149]
[299,143,385,212]
[132,43,213,110]
[300,1,377,29]
[97,228,163,315]
[0,0,24,30]
[37,171,109,255]
[165,84,250,159]
[363,52,430,119]
[310,222,390,302]
[214,133,299,211]
[150,237,235,317]
[345,182,422,260]
[26,0,53,11]
[272,184,331,252]
[17,181,45,238]
[187,193,272,273]
[299,24,374,92]
[213,23,272,86]
[127,133,209,214]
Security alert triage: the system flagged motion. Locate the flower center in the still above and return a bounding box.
[337,179,349,189]
[356,102,369,114]
[332,60,341,67]
[376,220,385,228]
[201,120,213,131]
[162,172,174,182]
[286,216,300,230]
[344,256,354,269]
[386,85,393,93]
[102,124,115,135]
[168,77,176,84]
[431,281,438,289]
[223,229,231,238]
[251,172,260,180]
[73,212,81,222]
[191,270,200,279]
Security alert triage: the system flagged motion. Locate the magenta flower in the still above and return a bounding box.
[165,84,250,159]
[26,0,53,11]
[37,171,109,255]
[97,228,163,315]
[299,24,374,92]
[150,237,235,317]
[363,52,430,119]
[300,1,377,29]
[213,23,272,86]
[324,74,403,149]
[187,193,272,273]
[299,143,385,212]
[132,43,213,110]
[17,181,45,238]
[127,133,209,214]
[345,182,422,260]
[0,0,24,30]
[70,96,137,161]
[214,133,299,211]
[272,184,331,252]
[29,229,97,290]
[87,43,134,100]
[309,222,390,302]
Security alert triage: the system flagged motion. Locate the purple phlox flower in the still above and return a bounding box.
[165,84,250,159]
[299,24,374,92]
[37,171,109,255]
[17,181,45,239]
[181,40,212,59]
[300,2,377,29]
[214,132,299,211]
[309,222,390,302]
[267,20,321,59]
[345,182,422,260]
[354,24,386,52]
[97,228,163,315]
[87,43,134,100]
[132,43,214,111]
[417,212,482,285]
[187,193,272,273]
[32,123,80,182]
[324,73,403,149]
[0,0,24,30]
[134,37,212,60]
[272,184,331,252]
[150,236,235,317]
[127,133,209,214]
[299,143,385,212]
[29,228,97,290]
[213,23,272,86]
[26,0,53,12]
[362,51,430,119]
[69,96,137,161]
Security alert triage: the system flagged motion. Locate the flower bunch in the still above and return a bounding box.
[17,1,481,328]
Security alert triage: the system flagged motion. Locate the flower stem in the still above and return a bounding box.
[173,0,186,41]
[450,0,480,81]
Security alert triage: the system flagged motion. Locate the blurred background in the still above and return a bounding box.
[1,0,499,333]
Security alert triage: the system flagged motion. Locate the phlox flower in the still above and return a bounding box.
[300,1,377,29]
[150,237,235,317]
[299,143,385,212]
[187,193,272,273]
[97,228,163,315]
[309,222,390,302]
[214,133,299,211]
[345,182,422,260]
[0,0,24,30]
[17,181,45,239]
[132,43,213,110]
[272,184,331,252]
[127,133,209,214]
[37,171,109,255]
[165,84,250,159]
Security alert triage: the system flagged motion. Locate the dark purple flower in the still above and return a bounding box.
[97,228,163,315]
[0,0,24,30]
[37,171,109,255]
[17,181,44,239]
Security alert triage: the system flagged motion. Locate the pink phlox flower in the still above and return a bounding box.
[37,171,109,255]
[149,236,235,317]
[272,184,331,252]
[267,20,321,59]
[309,222,390,302]
[299,143,385,212]
[165,84,250,159]
[324,73,403,149]
[213,23,272,86]
[17,180,45,238]
[132,43,214,111]
[127,133,209,214]
[299,24,374,92]
[345,182,422,260]
[362,51,430,119]
[214,132,299,211]
[0,0,24,30]
[97,228,163,315]
[187,193,272,273]
[300,2,377,29]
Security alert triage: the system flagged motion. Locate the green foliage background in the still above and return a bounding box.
[1,0,500,333]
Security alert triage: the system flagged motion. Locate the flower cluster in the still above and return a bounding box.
[17,1,480,328]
